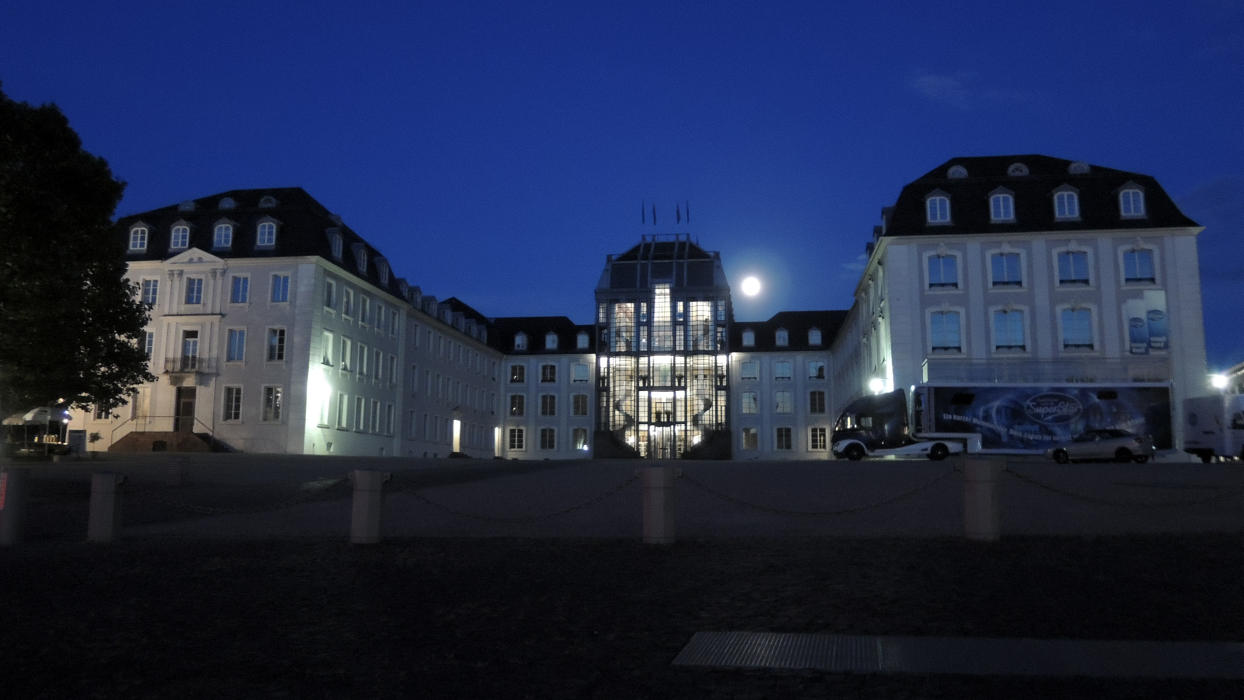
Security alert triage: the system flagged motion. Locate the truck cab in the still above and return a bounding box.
[831,390,962,461]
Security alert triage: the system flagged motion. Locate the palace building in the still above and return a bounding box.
[72,155,1211,458]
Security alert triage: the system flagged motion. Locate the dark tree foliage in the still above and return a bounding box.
[0,85,153,414]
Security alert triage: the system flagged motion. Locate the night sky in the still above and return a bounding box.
[3,1,1242,369]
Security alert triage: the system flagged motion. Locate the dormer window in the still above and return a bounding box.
[1007,162,1029,176]
[545,332,558,350]
[376,258,390,285]
[219,197,236,210]
[330,232,343,260]
[1054,187,1080,220]
[256,221,277,248]
[259,195,277,208]
[741,329,755,347]
[1119,187,1146,218]
[775,328,788,346]
[213,222,233,249]
[576,331,589,350]
[514,332,528,351]
[170,224,190,250]
[947,165,968,178]
[808,328,822,345]
[128,225,148,252]
[352,243,367,275]
[1068,161,1091,175]
[178,200,195,212]
[926,193,951,224]
[989,189,1015,222]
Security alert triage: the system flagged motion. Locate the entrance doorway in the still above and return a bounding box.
[174,386,196,432]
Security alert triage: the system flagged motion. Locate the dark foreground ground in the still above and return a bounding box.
[2,534,1241,698]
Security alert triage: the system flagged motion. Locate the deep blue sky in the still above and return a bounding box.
[3,1,1242,369]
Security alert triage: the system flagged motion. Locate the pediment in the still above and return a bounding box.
[166,247,225,266]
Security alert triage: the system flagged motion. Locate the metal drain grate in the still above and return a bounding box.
[672,631,1244,679]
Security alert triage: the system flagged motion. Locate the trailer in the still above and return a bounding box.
[831,383,1172,460]
[1182,394,1244,462]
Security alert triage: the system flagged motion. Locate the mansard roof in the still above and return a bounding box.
[730,310,848,351]
[488,316,595,354]
[117,187,406,299]
[883,154,1198,237]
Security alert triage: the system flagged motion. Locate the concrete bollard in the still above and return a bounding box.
[963,456,1001,542]
[88,473,126,543]
[0,468,31,547]
[640,466,679,545]
[350,470,391,544]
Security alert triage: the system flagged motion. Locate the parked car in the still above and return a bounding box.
[1045,429,1155,464]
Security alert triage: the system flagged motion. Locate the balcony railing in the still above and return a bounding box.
[163,356,216,373]
[922,356,1170,384]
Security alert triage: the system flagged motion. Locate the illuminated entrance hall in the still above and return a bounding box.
[595,235,732,458]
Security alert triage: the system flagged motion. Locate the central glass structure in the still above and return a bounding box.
[594,234,733,458]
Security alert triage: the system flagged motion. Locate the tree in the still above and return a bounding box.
[0,85,153,416]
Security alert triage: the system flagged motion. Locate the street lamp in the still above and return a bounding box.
[1210,373,1229,391]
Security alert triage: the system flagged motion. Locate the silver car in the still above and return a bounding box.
[1046,429,1156,464]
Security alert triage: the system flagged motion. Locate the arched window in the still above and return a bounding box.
[1054,188,1080,220]
[1119,188,1146,218]
[213,222,233,249]
[741,329,755,347]
[775,328,788,346]
[926,194,951,224]
[514,332,528,351]
[170,224,190,250]
[807,328,822,345]
[989,190,1015,222]
[545,332,558,350]
[128,225,148,252]
[257,221,277,248]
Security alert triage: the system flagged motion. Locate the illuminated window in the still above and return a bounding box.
[809,427,827,451]
[510,364,525,383]
[509,427,525,450]
[266,328,286,361]
[261,385,283,422]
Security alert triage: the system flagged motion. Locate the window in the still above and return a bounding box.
[808,328,822,346]
[373,349,382,381]
[572,428,588,451]
[775,427,792,450]
[540,394,556,416]
[576,332,589,349]
[230,275,249,303]
[270,274,290,303]
[342,288,354,317]
[741,427,758,450]
[809,391,826,414]
[1123,248,1156,284]
[340,337,351,371]
[539,428,556,450]
[1054,189,1080,220]
[93,404,111,421]
[808,360,826,379]
[226,329,246,362]
[324,279,336,309]
[572,363,589,382]
[1060,307,1094,350]
[261,386,283,422]
[371,400,380,433]
[143,331,154,358]
[213,223,233,249]
[992,309,1026,351]
[990,252,1022,287]
[544,332,558,350]
[321,331,334,365]
[128,226,148,251]
[184,278,203,305]
[540,364,556,383]
[390,310,398,337]
[741,360,759,380]
[509,394,525,417]
[572,394,589,416]
[141,279,159,306]
[989,193,1015,222]
[257,221,277,247]
[355,396,365,431]
[388,355,397,385]
[1057,251,1090,286]
[774,361,792,381]
[375,303,386,334]
[331,234,343,260]
[359,296,370,326]
[337,393,348,428]
[514,332,528,351]
[930,310,962,352]
[1119,188,1146,218]
[926,195,951,224]
[810,427,828,451]
[358,343,368,377]
[775,391,792,414]
[741,391,759,414]
[510,364,525,383]
[927,254,958,289]
[509,427,525,451]
[266,328,286,361]
[741,329,755,347]
[223,387,242,421]
[170,225,190,250]
[181,330,199,368]
[775,328,788,346]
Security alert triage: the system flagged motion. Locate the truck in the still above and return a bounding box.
[1181,394,1244,462]
[831,382,1172,461]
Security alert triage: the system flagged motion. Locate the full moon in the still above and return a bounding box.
[741,276,762,297]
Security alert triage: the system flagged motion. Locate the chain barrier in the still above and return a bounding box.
[125,478,348,516]
[392,473,640,524]
[1002,467,1244,508]
[679,465,959,517]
